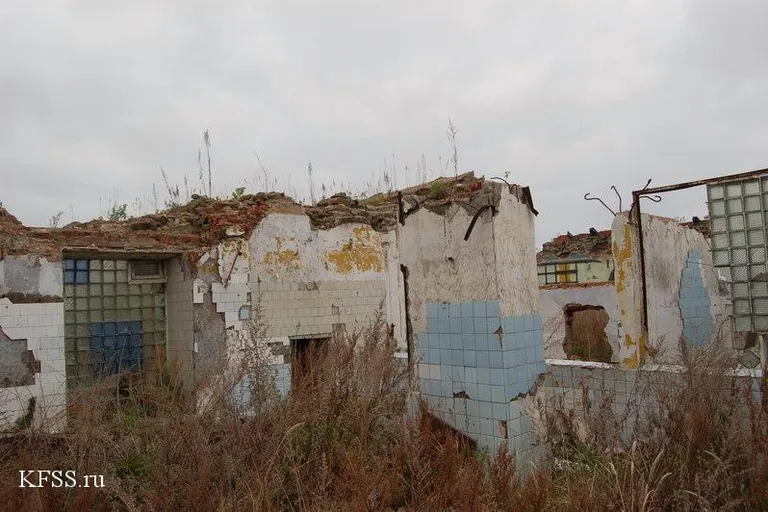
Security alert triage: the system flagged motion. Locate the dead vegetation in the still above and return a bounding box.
[0,311,546,510]
[0,312,765,509]
[544,340,768,510]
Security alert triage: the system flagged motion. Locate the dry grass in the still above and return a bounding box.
[1,311,766,510]
[0,311,545,511]
[545,340,768,511]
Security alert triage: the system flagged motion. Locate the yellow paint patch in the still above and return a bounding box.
[622,352,639,368]
[263,236,301,269]
[325,226,384,274]
[612,224,632,292]
[622,333,646,368]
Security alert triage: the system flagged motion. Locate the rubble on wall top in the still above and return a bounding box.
[537,228,613,264]
[0,204,22,227]
[0,171,533,260]
[679,216,710,239]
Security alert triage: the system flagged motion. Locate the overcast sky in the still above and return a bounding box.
[2,1,767,247]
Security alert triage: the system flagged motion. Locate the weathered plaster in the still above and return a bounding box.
[398,204,498,336]
[0,256,63,300]
[324,225,384,274]
[613,213,725,366]
[612,214,645,367]
[541,283,620,361]
[493,186,541,318]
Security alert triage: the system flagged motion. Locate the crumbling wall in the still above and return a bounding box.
[192,212,396,410]
[408,184,548,467]
[0,300,65,431]
[0,255,63,301]
[249,214,391,342]
[0,250,66,431]
[541,284,620,361]
[613,213,728,367]
[534,360,763,449]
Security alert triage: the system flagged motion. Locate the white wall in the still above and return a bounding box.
[398,203,499,335]
[247,213,394,348]
[0,301,66,431]
[541,284,619,361]
[493,186,541,317]
[613,212,728,366]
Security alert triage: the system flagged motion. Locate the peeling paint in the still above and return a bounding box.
[263,236,302,270]
[324,226,384,274]
[623,332,647,367]
[612,224,632,293]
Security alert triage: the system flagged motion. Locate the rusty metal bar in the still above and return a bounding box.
[611,186,622,213]
[464,204,494,241]
[584,193,617,216]
[634,166,768,196]
[632,191,649,361]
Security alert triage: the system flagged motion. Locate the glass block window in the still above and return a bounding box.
[63,258,167,387]
[64,259,90,284]
[708,176,768,332]
[89,321,143,376]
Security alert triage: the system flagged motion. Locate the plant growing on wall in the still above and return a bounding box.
[430,179,447,199]
[49,211,65,227]
[107,203,128,221]
[199,129,213,197]
[232,186,246,199]
[446,118,459,177]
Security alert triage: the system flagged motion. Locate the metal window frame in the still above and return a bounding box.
[537,263,578,284]
[631,166,768,356]
[128,260,166,284]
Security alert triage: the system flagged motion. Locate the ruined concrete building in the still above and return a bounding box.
[0,172,549,462]
[539,213,741,366]
[1,169,762,466]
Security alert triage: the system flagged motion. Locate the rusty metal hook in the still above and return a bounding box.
[610,186,622,213]
[584,192,616,216]
[489,176,514,194]
[629,179,656,217]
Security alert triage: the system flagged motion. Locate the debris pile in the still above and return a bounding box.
[0,171,532,259]
[537,229,613,264]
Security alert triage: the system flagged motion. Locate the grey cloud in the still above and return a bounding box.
[2,1,768,247]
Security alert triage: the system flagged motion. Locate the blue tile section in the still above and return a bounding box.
[680,250,713,347]
[418,300,546,456]
[233,363,291,413]
[89,321,143,375]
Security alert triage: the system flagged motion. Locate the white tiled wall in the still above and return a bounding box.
[211,282,252,328]
[165,258,194,386]
[251,279,387,338]
[0,301,66,432]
